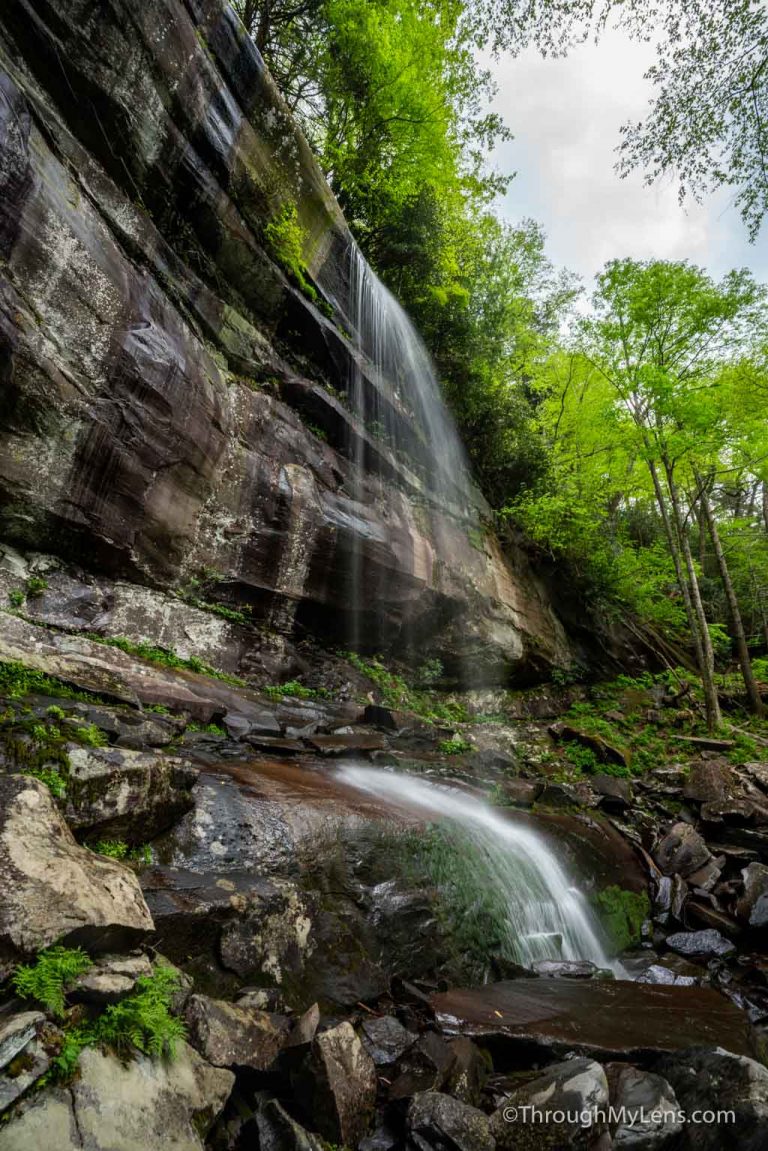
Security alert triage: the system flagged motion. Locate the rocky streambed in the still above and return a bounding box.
[2,599,768,1149]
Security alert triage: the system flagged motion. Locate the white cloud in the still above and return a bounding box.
[484,32,767,288]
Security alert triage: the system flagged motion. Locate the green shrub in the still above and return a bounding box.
[7,589,24,608]
[13,946,93,1017]
[26,575,49,597]
[73,723,108,748]
[186,721,226,735]
[91,839,129,859]
[565,744,600,772]
[438,736,472,755]
[594,885,650,951]
[263,680,319,700]
[46,705,67,721]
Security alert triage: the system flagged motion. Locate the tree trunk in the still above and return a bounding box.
[697,473,765,716]
[763,483,768,534]
[645,461,704,663]
[662,456,721,730]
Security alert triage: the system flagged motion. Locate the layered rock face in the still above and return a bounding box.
[0,0,569,683]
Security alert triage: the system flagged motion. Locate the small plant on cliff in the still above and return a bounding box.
[13,946,93,1018]
[264,203,319,302]
[72,723,109,748]
[438,735,472,755]
[7,588,24,608]
[263,680,322,700]
[26,575,49,597]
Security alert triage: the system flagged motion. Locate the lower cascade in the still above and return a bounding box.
[336,764,621,974]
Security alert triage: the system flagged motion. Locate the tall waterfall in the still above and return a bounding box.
[346,243,476,512]
[336,243,484,651]
[336,765,621,973]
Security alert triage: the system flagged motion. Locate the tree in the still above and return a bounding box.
[471,0,768,239]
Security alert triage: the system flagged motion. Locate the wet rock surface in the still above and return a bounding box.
[0,775,153,975]
[430,979,753,1059]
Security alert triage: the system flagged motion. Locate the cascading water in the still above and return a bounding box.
[336,765,622,974]
[338,243,486,652]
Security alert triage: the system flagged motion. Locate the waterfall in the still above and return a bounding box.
[346,243,476,513]
[333,242,485,653]
[336,765,622,974]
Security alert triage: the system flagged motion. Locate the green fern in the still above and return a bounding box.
[93,963,186,1057]
[48,962,186,1080]
[13,946,93,1017]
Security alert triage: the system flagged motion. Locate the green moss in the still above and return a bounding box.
[26,576,48,597]
[82,634,246,687]
[594,885,650,951]
[0,659,108,703]
[264,203,319,303]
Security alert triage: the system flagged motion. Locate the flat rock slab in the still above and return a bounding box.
[430,979,753,1060]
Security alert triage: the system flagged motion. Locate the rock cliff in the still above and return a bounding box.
[0,0,569,684]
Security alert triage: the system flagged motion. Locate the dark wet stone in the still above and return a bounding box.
[490,1057,608,1150]
[654,823,711,878]
[532,959,598,979]
[445,1037,488,1107]
[390,1032,458,1100]
[294,1022,377,1146]
[408,1091,494,1151]
[665,928,736,958]
[361,1014,418,1066]
[683,760,734,804]
[654,1048,768,1151]
[737,863,768,928]
[183,993,290,1070]
[592,773,632,811]
[612,1066,682,1149]
[430,979,753,1059]
[257,1098,325,1151]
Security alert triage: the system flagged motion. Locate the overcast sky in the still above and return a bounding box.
[485,31,768,294]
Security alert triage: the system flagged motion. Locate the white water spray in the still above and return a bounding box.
[337,765,621,974]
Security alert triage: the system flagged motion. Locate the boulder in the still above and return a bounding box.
[0,1012,49,1113]
[390,1032,458,1100]
[636,965,697,988]
[737,863,768,928]
[64,745,197,841]
[612,1066,683,1149]
[654,823,712,878]
[183,993,290,1070]
[0,776,153,976]
[70,952,153,1006]
[592,774,633,811]
[0,1042,233,1151]
[361,1014,418,1067]
[532,959,598,979]
[683,761,734,804]
[654,1047,768,1151]
[257,1098,325,1151]
[664,929,736,958]
[296,1022,377,1146]
[491,1056,608,1150]
[445,1037,488,1108]
[430,979,753,1059]
[408,1091,494,1151]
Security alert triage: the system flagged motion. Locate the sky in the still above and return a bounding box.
[484,31,768,293]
